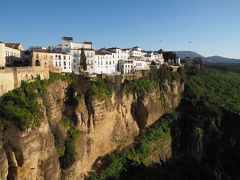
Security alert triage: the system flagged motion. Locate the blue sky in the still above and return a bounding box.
[1,0,240,58]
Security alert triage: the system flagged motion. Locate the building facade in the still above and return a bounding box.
[0,42,24,67]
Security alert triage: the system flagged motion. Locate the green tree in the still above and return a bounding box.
[80,48,87,71]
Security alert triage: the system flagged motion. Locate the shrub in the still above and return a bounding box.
[90,78,113,98]
[129,78,158,98]
[0,85,43,131]
[0,72,73,131]
[60,115,72,128]
[60,128,80,169]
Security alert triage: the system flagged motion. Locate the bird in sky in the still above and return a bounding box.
[187,41,192,44]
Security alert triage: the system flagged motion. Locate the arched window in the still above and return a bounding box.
[35,60,40,66]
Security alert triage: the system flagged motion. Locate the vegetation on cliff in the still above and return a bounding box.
[90,78,113,98]
[59,127,80,169]
[124,66,183,99]
[90,65,240,180]
[0,72,71,131]
[89,113,174,180]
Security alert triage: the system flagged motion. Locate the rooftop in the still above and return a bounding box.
[61,37,73,41]
[5,43,23,50]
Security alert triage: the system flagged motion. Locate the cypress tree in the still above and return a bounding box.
[80,48,87,71]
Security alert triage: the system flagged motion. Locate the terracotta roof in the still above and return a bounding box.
[32,49,70,55]
[5,43,22,50]
[95,51,105,55]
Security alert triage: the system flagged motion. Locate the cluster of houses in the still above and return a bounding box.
[0,37,180,75]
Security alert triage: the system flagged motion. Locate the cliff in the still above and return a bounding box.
[0,70,184,180]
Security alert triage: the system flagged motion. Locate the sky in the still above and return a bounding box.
[0,0,240,58]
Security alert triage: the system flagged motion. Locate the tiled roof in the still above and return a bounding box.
[95,51,105,55]
[5,43,22,50]
[32,49,70,55]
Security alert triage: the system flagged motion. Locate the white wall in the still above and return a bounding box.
[52,53,72,73]
[94,54,117,74]
[0,43,6,67]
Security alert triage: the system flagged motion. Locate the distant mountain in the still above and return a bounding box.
[175,51,204,59]
[175,51,240,64]
[204,56,240,64]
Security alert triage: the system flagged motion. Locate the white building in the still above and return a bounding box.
[118,59,150,74]
[49,44,62,52]
[130,46,144,58]
[133,60,149,71]
[60,37,94,74]
[94,50,118,74]
[118,60,134,74]
[52,52,72,73]
[49,37,164,75]
[0,42,24,67]
[144,51,164,64]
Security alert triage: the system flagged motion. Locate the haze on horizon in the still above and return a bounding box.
[0,0,240,59]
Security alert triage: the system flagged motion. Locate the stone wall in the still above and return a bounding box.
[0,67,49,96]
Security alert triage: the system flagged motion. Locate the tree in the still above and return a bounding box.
[163,51,176,64]
[158,49,164,54]
[150,61,156,66]
[80,48,87,71]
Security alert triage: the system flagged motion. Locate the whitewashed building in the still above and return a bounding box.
[52,52,72,73]
[60,37,94,74]
[94,50,118,74]
[133,60,149,71]
[48,37,165,75]
[0,42,24,67]
[118,60,134,74]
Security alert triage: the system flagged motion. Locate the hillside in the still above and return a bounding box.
[204,56,240,64]
[175,51,240,64]
[175,51,204,59]
[0,68,183,180]
[89,66,240,180]
[1,66,240,180]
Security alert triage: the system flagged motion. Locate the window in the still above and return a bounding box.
[64,62,66,66]
[64,56,66,60]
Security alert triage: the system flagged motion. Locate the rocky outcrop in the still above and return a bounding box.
[0,77,184,180]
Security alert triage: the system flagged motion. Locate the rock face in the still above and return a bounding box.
[0,77,184,180]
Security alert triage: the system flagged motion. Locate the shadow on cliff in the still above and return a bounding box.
[130,99,149,130]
